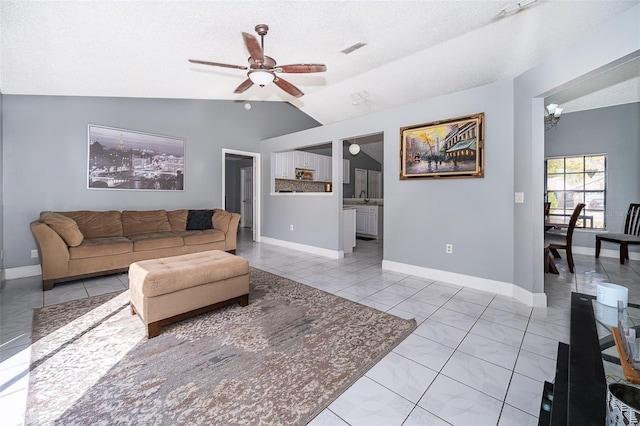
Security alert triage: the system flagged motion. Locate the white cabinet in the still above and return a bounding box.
[274,151,294,179]
[315,155,332,182]
[343,159,350,184]
[355,205,380,238]
[294,151,316,170]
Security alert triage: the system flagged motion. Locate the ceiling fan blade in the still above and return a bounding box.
[273,76,304,98]
[242,32,265,63]
[188,59,248,70]
[233,78,254,94]
[277,64,327,73]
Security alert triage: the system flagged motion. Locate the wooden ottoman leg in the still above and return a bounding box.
[239,294,249,307]
[147,322,161,339]
[131,304,137,315]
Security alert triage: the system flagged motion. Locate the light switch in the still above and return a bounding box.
[514,192,524,204]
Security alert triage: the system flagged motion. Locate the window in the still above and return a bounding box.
[545,154,606,229]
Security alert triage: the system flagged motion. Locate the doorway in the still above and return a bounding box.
[240,166,253,229]
[222,149,260,242]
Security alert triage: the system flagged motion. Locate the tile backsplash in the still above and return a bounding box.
[275,179,328,193]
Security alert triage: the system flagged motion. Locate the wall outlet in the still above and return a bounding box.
[31,249,39,258]
[446,244,453,254]
[514,192,525,204]
[289,224,294,231]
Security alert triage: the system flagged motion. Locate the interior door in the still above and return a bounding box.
[240,166,253,229]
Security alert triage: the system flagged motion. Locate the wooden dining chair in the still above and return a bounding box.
[595,203,640,264]
[544,203,585,273]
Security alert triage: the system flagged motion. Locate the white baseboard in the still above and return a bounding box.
[382,260,547,308]
[573,245,640,261]
[5,264,42,280]
[259,237,343,259]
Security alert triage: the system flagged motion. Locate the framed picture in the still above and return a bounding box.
[400,113,484,179]
[87,125,185,190]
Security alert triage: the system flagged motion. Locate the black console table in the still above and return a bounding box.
[538,292,607,425]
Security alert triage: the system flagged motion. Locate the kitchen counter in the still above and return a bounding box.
[343,198,384,206]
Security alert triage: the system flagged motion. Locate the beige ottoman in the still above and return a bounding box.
[129,250,249,338]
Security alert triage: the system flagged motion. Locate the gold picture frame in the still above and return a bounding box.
[400,113,484,179]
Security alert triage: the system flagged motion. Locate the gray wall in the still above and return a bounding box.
[2,95,319,268]
[342,144,382,199]
[261,79,516,285]
[545,102,640,250]
[512,5,639,295]
[259,5,639,300]
[0,92,3,274]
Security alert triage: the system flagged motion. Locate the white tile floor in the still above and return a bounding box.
[1,229,639,425]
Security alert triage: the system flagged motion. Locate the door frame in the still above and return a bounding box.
[222,149,261,242]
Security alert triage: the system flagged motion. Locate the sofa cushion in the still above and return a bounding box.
[39,212,85,247]
[128,232,184,251]
[122,210,171,237]
[60,211,124,239]
[186,210,214,230]
[180,229,226,246]
[69,237,133,259]
[167,209,188,232]
[212,209,233,233]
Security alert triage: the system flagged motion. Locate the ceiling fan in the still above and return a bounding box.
[189,24,327,98]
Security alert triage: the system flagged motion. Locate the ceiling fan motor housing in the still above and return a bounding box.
[255,24,269,36]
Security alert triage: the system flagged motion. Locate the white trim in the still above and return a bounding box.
[222,148,261,243]
[382,260,547,307]
[5,264,41,279]
[260,236,343,259]
[572,245,640,261]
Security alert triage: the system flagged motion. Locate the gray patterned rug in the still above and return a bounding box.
[26,268,416,425]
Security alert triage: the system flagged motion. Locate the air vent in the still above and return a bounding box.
[341,42,367,55]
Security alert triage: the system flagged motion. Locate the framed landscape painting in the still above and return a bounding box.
[400,113,484,179]
[87,125,185,190]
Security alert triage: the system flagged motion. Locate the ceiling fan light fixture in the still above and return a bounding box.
[248,70,274,87]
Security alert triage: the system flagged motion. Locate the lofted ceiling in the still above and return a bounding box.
[1,1,638,125]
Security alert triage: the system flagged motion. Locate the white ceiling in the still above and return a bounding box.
[1,1,638,125]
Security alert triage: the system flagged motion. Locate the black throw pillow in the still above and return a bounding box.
[186,210,214,230]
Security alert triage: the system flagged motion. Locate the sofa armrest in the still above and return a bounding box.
[224,212,241,252]
[30,220,70,284]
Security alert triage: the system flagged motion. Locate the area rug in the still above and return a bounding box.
[26,268,416,425]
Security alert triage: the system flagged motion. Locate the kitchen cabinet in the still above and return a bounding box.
[343,159,350,184]
[274,151,295,179]
[355,205,381,238]
[294,151,317,170]
[315,155,332,182]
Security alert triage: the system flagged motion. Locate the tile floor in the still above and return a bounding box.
[1,229,639,425]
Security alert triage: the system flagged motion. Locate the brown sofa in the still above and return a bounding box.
[30,208,240,291]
